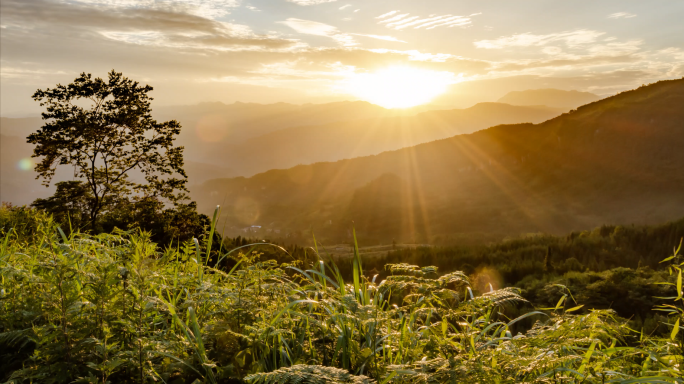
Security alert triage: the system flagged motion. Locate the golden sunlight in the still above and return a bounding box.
[342,67,455,109]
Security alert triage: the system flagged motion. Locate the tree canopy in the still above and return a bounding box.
[28,70,189,231]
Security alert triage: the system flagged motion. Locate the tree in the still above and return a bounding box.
[29,70,188,231]
[30,181,92,230]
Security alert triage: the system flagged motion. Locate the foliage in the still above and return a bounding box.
[245,366,375,384]
[28,70,188,230]
[0,209,682,383]
[30,181,93,230]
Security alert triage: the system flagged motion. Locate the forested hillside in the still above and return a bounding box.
[193,78,684,243]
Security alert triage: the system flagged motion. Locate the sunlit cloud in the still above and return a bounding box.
[287,0,338,5]
[474,30,605,49]
[378,13,410,24]
[352,34,407,43]
[280,18,338,36]
[67,0,241,19]
[608,12,637,19]
[376,10,399,19]
[377,12,476,31]
[3,0,293,51]
[279,18,358,46]
[542,46,563,55]
[0,66,68,80]
[0,0,681,115]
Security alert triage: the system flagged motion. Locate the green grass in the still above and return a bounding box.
[0,207,683,383]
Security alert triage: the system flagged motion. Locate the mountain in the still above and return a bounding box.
[2,101,562,204]
[0,102,406,204]
[192,78,684,244]
[207,102,563,176]
[498,89,601,110]
[154,100,432,164]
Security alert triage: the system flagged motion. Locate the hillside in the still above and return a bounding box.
[0,101,561,204]
[0,101,412,203]
[154,100,430,160]
[498,88,601,109]
[207,102,563,176]
[192,78,684,243]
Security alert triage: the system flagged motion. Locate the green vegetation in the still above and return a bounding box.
[232,217,684,335]
[1,206,683,383]
[26,71,208,244]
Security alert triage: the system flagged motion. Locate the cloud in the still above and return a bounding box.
[339,4,351,10]
[352,34,407,43]
[377,12,475,30]
[1,0,679,115]
[379,14,411,24]
[0,65,68,80]
[279,18,358,46]
[280,18,338,36]
[478,32,645,74]
[608,12,637,19]
[474,30,604,49]
[287,0,338,5]
[492,54,641,73]
[68,0,241,19]
[376,10,399,19]
[1,0,292,50]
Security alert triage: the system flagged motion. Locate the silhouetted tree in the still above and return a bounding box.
[31,181,92,230]
[29,70,188,230]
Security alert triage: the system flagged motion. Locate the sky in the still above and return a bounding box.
[1,0,683,115]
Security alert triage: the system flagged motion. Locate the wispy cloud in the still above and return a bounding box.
[376,12,476,30]
[608,12,637,19]
[279,18,357,46]
[376,10,399,19]
[0,66,68,80]
[378,13,410,24]
[287,0,338,5]
[1,0,293,51]
[68,0,240,19]
[280,18,338,36]
[474,30,604,49]
[351,34,407,43]
[339,4,351,10]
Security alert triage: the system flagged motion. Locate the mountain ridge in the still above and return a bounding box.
[192,78,684,243]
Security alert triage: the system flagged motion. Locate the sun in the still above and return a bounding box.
[342,67,454,109]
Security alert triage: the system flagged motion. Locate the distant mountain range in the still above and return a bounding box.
[201,102,563,177]
[1,99,563,204]
[192,79,684,244]
[498,89,601,109]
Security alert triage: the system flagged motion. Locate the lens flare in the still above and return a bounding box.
[470,266,502,294]
[234,196,260,225]
[17,158,34,171]
[342,66,456,109]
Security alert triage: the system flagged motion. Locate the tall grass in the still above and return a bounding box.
[0,208,682,383]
